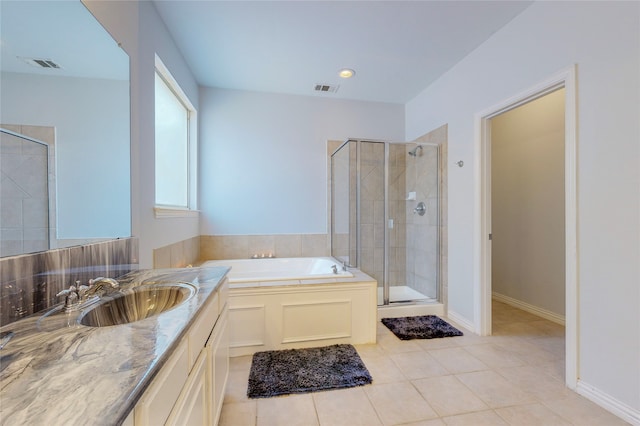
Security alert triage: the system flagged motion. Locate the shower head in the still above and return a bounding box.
[408,145,423,157]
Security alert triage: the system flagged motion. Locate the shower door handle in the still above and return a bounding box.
[413,202,426,216]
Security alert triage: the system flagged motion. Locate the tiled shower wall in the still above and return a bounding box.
[407,125,448,301]
[0,237,138,326]
[0,125,56,257]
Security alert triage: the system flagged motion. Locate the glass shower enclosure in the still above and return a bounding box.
[331,139,440,306]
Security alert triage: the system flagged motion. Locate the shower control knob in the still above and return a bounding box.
[413,202,426,216]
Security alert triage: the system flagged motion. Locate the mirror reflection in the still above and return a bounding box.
[0,0,130,257]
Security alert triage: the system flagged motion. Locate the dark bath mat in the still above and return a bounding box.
[247,344,372,398]
[382,315,464,340]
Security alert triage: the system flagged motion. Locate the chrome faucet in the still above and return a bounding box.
[85,277,120,297]
[331,265,338,274]
[56,277,120,311]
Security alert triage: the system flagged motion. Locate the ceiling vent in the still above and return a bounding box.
[314,84,339,93]
[19,57,62,69]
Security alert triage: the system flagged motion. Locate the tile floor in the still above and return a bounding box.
[219,301,629,425]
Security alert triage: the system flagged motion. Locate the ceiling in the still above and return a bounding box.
[0,1,128,81]
[154,1,534,104]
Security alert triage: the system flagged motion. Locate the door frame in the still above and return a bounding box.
[474,65,578,389]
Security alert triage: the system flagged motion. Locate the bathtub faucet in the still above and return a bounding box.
[331,265,338,274]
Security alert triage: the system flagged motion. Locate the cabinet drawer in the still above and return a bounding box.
[134,338,189,425]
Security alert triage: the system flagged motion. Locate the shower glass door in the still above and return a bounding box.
[330,141,354,266]
[331,140,440,306]
[404,143,440,302]
[0,129,50,257]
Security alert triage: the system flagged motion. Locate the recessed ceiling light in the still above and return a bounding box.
[339,68,355,79]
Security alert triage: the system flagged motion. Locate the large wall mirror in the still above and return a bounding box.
[0,1,131,257]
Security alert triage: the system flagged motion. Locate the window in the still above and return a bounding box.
[154,56,197,216]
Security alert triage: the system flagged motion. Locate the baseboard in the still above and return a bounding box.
[577,380,640,426]
[492,292,565,326]
[446,310,476,334]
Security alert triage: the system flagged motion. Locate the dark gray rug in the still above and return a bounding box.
[247,344,372,398]
[382,315,463,340]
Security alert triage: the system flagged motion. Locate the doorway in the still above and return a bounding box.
[477,66,578,389]
[491,88,566,324]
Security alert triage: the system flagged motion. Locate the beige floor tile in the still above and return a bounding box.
[313,387,382,426]
[463,344,525,368]
[542,393,632,426]
[220,305,629,426]
[495,364,572,402]
[360,353,408,384]
[493,321,549,337]
[230,355,253,371]
[442,331,490,347]
[492,338,559,365]
[541,359,566,381]
[494,403,572,425]
[390,351,449,380]
[528,320,565,337]
[524,335,566,358]
[377,332,424,354]
[223,368,251,404]
[429,347,490,374]
[442,410,508,425]
[415,336,461,351]
[455,370,536,408]
[219,401,256,426]
[354,343,387,358]
[403,419,447,426]
[256,394,319,426]
[413,375,489,417]
[365,382,438,425]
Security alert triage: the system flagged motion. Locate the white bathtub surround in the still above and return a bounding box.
[202,258,377,357]
[202,257,353,283]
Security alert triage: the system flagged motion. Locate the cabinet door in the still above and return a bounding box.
[166,349,208,426]
[134,339,189,426]
[210,308,229,426]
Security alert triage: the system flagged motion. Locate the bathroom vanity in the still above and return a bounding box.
[0,267,229,426]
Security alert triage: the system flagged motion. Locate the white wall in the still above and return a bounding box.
[83,0,200,268]
[199,88,404,235]
[1,72,130,239]
[491,89,565,316]
[406,0,639,416]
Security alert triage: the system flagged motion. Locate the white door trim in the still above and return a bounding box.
[474,65,578,389]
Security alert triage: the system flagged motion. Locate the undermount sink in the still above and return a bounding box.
[79,283,197,327]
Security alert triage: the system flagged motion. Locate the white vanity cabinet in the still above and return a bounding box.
[133,278,229,426]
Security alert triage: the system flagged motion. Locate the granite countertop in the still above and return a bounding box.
[0,266,230,426]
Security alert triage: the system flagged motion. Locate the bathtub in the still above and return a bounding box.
[201,257,376,356]
[200,256,353,285]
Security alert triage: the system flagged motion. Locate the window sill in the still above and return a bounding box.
[154,207,199,219]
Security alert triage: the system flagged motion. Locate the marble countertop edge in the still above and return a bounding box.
[0,266,230,426]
